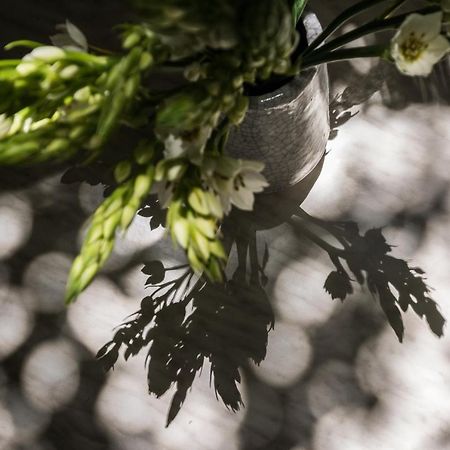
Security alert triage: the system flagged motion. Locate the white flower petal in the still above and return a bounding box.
[230,187,254,210]
[427,33,450,59]
[397,12,443,42]
[65,20,88,51]
[241,171,269,192]
[164,135,186,159]
[240,159,265,173]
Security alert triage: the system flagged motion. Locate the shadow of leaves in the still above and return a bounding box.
[292,210,445,342]
[96,255,274,426]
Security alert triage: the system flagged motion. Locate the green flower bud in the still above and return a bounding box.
[134,141,154,165]
[59,64,79,80]
[187,246,204,274]
[30,46,65,62]
[139,52,154,71]
[120,204,137,230]
[209,240,227,260]
[16,62,39,77]
[133,173,153,198]
[47,138,70,154]
[193,217,216,239]
[172,217,190,249]
[188,188,210,216]
[123,32,141,50]
[114,160,132,183]
[74,86,91,103]
[191,228,210,261]
[77,262,100,294]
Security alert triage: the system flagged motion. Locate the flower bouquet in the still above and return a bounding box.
[0,0,448,302]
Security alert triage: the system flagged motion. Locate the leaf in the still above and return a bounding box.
[96,345,120,372]
[378,286,404,342]
[141,260,165,284]
[411,299,446,338]
[292,0,309,26]
[324,270,353,301]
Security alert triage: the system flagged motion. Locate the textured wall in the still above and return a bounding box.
[0,2,450,450]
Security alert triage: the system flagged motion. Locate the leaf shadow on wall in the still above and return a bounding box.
[96,158,445,426]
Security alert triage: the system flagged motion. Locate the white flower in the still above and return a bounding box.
[204,156,269,213]
[50,20,88,52]
[391,12,450,76]
[164,135,186,159]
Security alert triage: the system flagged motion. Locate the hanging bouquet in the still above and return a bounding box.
[0,0,449,303]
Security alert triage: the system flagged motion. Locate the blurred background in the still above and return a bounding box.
[0,1,450,449]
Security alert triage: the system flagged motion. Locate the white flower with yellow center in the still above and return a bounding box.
[391,12,450,76]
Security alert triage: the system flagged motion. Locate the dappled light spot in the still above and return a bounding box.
[21,339,79,412]
[67,278,136,354]
[7,389,49,448]
[23,252,72,313]
[252,322,311,387]
[272,253,337,327]
[313,406,373,450]
[78,182,105,214]
[306,360,366,419]
[0,404,15,449]
[0,193,32,259]
[97,362,245,449]
[0,288,33,360]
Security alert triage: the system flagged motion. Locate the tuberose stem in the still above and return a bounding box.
[305,6,438,58]
[301,45,387,70]
[303,0,391,56]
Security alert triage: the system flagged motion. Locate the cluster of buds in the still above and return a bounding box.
[166,186,227,281]
[132,0,240,58]
[239,0,298,81]
[0,83,104,165]
[65,146,156,303]
[0,23,165,165]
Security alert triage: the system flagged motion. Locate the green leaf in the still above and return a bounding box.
[292,0,309,26]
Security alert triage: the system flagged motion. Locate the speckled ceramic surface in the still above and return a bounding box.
[226,12,330,192]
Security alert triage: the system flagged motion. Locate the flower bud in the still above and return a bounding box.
[114,160,132,183]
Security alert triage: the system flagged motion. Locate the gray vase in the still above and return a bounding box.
[226,12,330,193]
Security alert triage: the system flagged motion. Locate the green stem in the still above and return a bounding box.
[303,0,391,56]
[0,60,21,68]
[305,6,438,59]
[301,45,387,70]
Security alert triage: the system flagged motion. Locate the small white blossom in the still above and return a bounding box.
[391,12,450,76]
[204,156,268,213]
[164,135,186,159]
